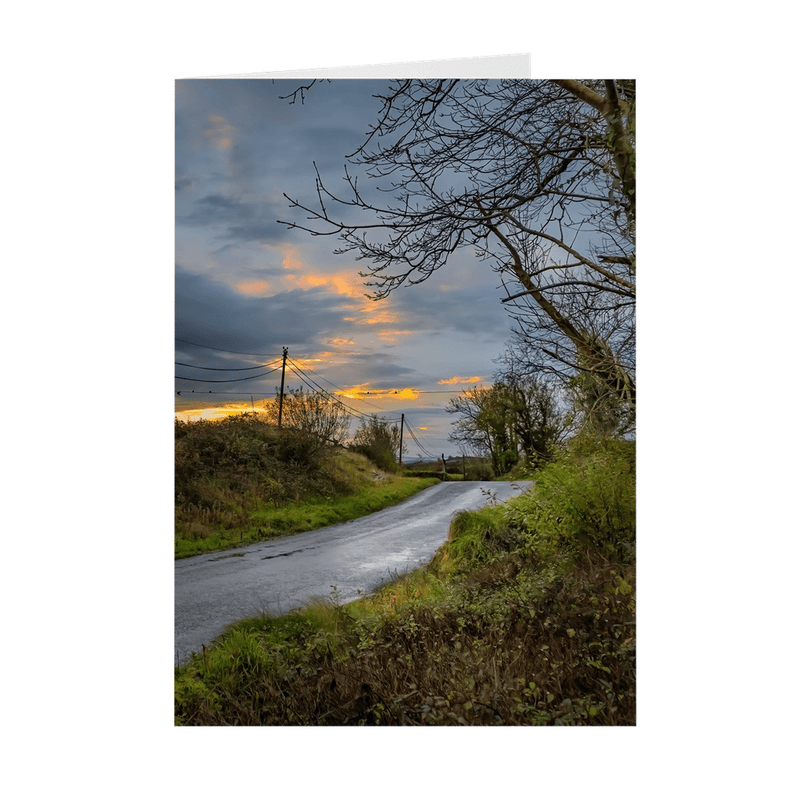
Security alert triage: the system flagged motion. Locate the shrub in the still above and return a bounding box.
[465,463,494,481]
[506,438,635,562]
[351,415,403,473]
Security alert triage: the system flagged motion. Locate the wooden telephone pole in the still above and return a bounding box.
[398,413,405,466]
[277,347,288,427]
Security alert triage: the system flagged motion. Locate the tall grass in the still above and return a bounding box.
[174,414,437,558]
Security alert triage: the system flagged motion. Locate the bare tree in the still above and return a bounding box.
[280,79,635,412]
[262,388,351,449]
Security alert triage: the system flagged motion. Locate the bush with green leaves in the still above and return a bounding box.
[504,438,635,562]
[351,415,404,473]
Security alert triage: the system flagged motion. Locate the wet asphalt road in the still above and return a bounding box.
[175,480,533,663]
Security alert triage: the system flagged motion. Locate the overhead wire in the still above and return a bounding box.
[286,358,402,423]
[176,391,277,396]
[175,345,482,451]
[175,338,286,358]
[405,426,438,459]
[175,365,282,383]
[288,361,389,411]
[175,359,283,372]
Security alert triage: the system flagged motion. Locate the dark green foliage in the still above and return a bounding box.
[465,463,495,481]
[447,376,565,474]
[175,414,436,556]
[175,414,351,545]
[351,415,403,473]
[505,437,635,563]
[175,414,328,506]
[175,550,634,726]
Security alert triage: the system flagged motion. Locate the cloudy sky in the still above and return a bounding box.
[175,78,519,457]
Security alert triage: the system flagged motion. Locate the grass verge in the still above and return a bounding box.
[175,476,438,559]
[175,440,635,725]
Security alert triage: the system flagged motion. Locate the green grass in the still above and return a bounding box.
[174,413,439,558]
[175,424,636,725]
[175,439,636,725]
[175,475,438,559]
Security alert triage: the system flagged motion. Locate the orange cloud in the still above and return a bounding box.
[203,113,236,151]
[277,243,305,274]
[339,385,419,401]
[438,376,482,385]
[377,329,415,343]
[236,279,271,296]
[266,244,418,343]
[302,272,364,299]
[328,338,354,346]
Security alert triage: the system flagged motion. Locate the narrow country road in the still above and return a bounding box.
[175,480,533,664]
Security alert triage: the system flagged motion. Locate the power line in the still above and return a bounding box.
[175,359,283,372]
[286,358,402,423]
[175,366,282,383]
[176,391,277,396]
[175,338,286,358]
[290,361,389,411]
[405,426,437,459]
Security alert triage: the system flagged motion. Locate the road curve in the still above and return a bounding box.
[175,480,533,663]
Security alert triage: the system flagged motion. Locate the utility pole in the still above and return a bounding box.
[277,347,288,427]
[398,413,405,466]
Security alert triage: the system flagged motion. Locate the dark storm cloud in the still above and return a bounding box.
[179,193,291,245]
[175,175,194,192]
[352,364,417,390]
[175,79,514,427]
[175,265,359,369]
[185,194,247,222]
[388,270,514,341]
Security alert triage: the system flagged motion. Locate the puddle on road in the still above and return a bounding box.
[261,546,318,560]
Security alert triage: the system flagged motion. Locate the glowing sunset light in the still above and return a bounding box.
[378,329,415,343]
[276,243,305,273]
[287,355,327,370]
[438,376,482,385]
[339,386,419,401]
[176,80,527,450]
[302,272,364,299]
[175,405,254,423]
[236,279,272,296]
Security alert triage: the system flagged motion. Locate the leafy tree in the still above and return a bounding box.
[566,370,635,440]
[351,415,404,472]
[447,377,565,473]
[504,375,567,468]
[281,79,635,415]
